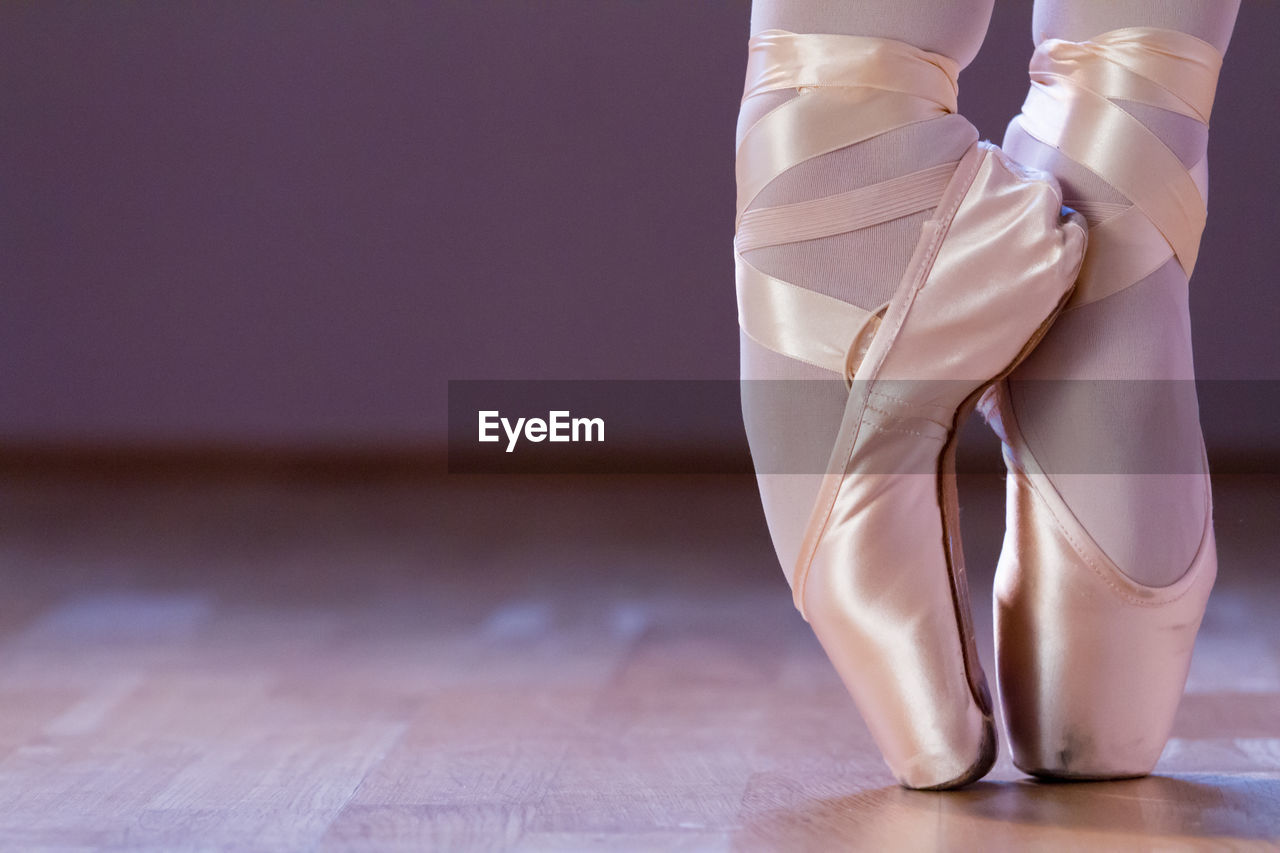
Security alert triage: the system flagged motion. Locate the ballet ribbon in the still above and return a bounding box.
[1008,27,1223,299]
[735,30,961,378]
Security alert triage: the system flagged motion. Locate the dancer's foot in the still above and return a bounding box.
[987,12,1237,778]
[736,28,1086,789]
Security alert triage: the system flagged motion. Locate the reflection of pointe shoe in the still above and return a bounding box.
[985,28,1222,780]
[735,30,1086,790]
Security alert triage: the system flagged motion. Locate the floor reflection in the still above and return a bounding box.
[741,775,1280,850]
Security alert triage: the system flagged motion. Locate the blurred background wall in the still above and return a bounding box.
[2,2,1277,458]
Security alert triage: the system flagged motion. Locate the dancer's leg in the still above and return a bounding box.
[1003,0,1240,585]
[741,0,993,574]
[988,0,1242,780]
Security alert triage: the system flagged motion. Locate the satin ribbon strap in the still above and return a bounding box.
[1031,27,1221,123]
[735,30,960,223]
[1018,27,1223,278]
[1068,205,1173,309]
[736,255,878,376]
[743,30,959,110]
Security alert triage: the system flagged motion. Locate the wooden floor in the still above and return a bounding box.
[0,468,1276,851]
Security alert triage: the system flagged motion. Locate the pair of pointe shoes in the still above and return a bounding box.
[735,28,1220,789]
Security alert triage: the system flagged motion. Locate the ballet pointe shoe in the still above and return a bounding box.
[986,28,1223,780]
[735,30,1087,790]
[984,390,1216,780]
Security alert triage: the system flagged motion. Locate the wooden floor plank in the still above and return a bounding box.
[0,471,1272,850]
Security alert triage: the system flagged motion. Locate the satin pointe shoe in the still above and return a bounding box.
[983,28,1223,780]
[735,30,1087,789]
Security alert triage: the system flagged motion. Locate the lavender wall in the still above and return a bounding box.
[2,2,1277,450]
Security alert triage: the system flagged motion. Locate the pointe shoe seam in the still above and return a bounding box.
[862,399,949,429]
[867,388,952,415]
[863,420,947,441]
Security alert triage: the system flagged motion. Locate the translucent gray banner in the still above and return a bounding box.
[447,380,1279,474]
